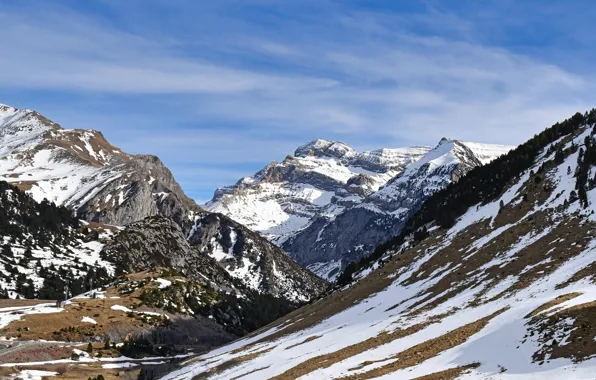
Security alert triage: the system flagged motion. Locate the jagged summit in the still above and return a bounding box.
[206,140,432,249]
[0,103,18,115]
[294,139,356,159]
[0,103,201,230]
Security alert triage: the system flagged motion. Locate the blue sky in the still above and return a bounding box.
[1,0,595,202]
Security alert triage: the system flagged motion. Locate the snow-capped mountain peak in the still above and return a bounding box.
[0,105,202,229]
[208,136,513,281]
[294,139,356,159]
[206,140,432,248]
[0,103,325,306]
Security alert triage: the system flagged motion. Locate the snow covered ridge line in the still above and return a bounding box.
[0,102,202,231]
[205,139,433,243]
[281,137,513,279]
[207,136,513,281]
[162,112,596,379]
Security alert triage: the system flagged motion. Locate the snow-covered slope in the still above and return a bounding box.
[162,111,596,380]
[0,103,200,230]
[205,139,431,245]
[213,137,511,281]
[188,213,327,302]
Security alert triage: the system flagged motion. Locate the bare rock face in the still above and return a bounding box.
[76,154,201,232]
[102,215,326,302]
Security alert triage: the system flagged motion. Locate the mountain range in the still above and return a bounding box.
[5,102,596,379]
[207,137,512,280]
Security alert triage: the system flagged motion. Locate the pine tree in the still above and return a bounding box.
[1,244,12,258]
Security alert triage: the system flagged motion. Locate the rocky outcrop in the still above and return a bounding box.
[189,213,327,301]
[76,154,201,232]
[102,215,326,302]
[100,216,237,291]
[100,215,326,335]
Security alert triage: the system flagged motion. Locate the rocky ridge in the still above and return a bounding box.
[0,104,200,231]
[206,139,430,245]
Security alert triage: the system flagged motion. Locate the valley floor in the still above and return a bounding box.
[0,274,209,380]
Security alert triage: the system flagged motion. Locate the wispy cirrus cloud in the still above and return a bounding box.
[0,0,594,199]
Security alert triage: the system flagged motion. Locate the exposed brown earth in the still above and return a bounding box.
[0,299,50,308]
[411,363,480,380]
[529,300,596,364]
[229,366,271,380]
[525,292,582,318]
[284,335,321,350]
[0,271,209,380]
[0,292,168,343]
[339,308,507,379]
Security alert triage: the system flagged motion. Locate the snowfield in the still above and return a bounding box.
[0,302,65,329]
